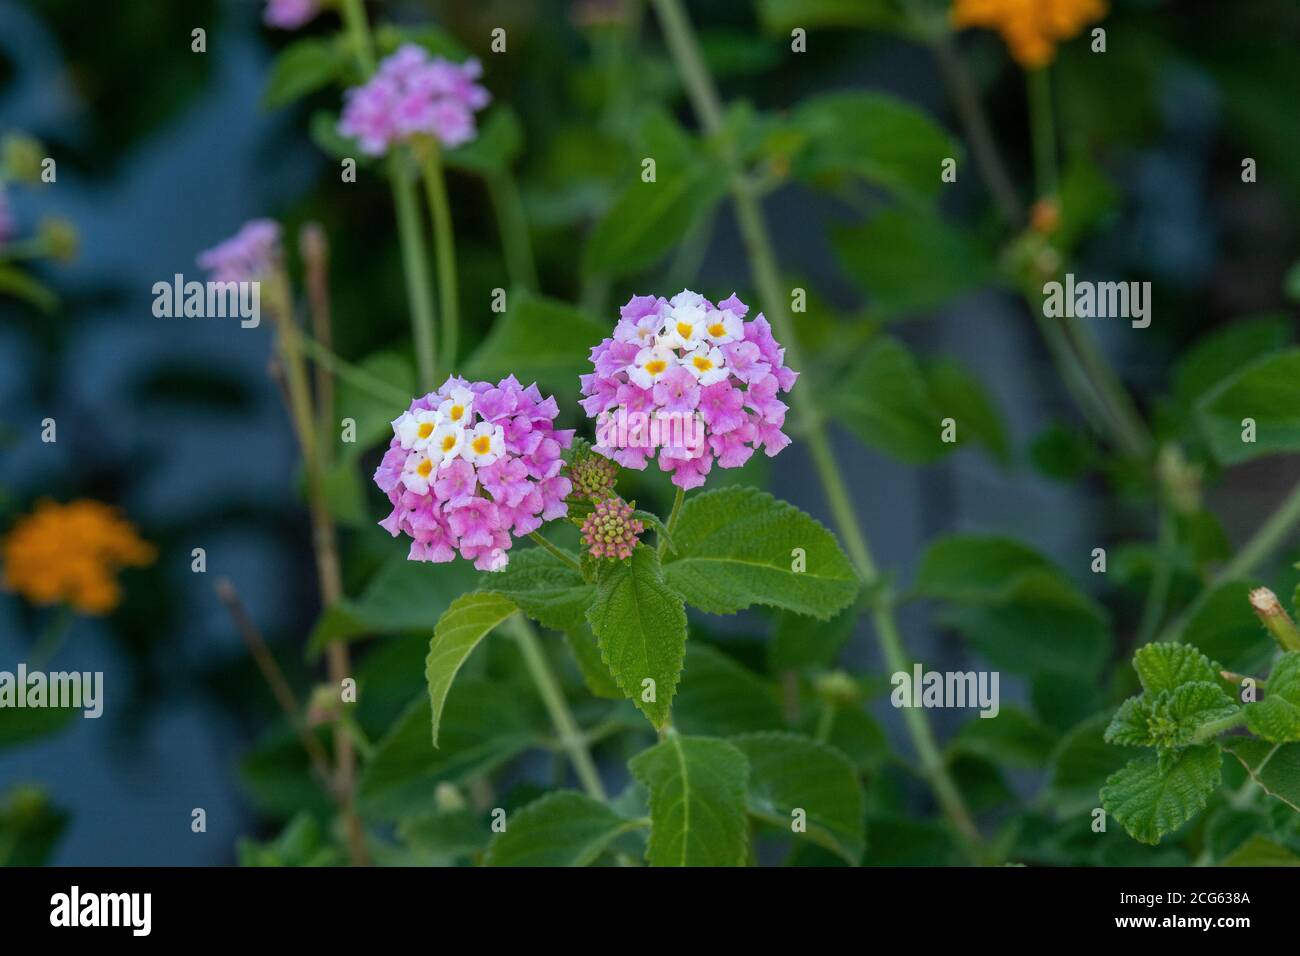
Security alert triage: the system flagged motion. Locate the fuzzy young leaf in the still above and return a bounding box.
[732,732,866,863]
[661,487,859,619]
[587,546,688,728]
[629,735,750,867]
[1132,642,1220,695]
[484,792,646,867]
[1100,745,1222,845]
[1105,683,1238,751]
[1244,652,1300,742]
[426,593,518,747]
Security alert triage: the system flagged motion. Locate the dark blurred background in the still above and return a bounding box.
[1,0,1296,863]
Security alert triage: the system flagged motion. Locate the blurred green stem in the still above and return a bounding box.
[298,331,411,406]
[29,607,73,670]
[651,0,983,860]
[1136,503,1176,645]
[528,531,582,572]
[1155,480,1300,644]
[1027,67,1057,198]
[506,615,608,801]
[340,0,438,390]
[420,142,461,369]
[659,486,684,559]
[486,169,539,291]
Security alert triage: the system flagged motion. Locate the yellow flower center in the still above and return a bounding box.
[418,422,435,439]
[676,322,694,338]
[449,404,465,422]
[693,355,713,372]
[645,359,667,376]
[441,434,458,453]
[708,323,726,337]
[472,435,492,455]
[417,459,434,478]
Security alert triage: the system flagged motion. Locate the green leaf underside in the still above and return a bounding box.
[1244,653,1300,742]
[358,684,534,821]
[485,791,645,866]
[1101,745,1222,845]
[426,592,518,747]
[661,487,859,619]
[1222,738,1300,811]
[586,546,688,728]
[732,732,866,863]
[629,735,750,867]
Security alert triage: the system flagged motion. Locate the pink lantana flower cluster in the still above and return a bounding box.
[263,0,320,30]
[196,219,283,282]
[338,45,490,156]
[580,290,798,490]
[374,376,574,571]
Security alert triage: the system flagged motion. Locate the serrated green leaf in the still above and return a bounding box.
[1222,738,1300,811]
[563,624,622,699]
[832,210,997,318]
[953,707,1057,768]
[732,732,865,863]
[1132,642,1219,694]
[1174,315,1291,405]
[484,791,646,866]
[1221,834,1300,867]
[827,337,946,463]
[1244,652,1300,742]
[1046,712,1131,815]
[263,38,348,110]
[488,546,593,633]
[1100,745,1222,845]
[358,684,536,821]
[587,545,688,728]
[426,593,518,746]
[661,487,859,619]
[768,606,855,672]
[916,535,1109,678]
[583,111,725,277]
[397,808,492,859]
[463,290,607,396]
[1105,695,1156,747]
[673,644,784,737]
[924,359,1011,462]
[789,92,956,201]
[629,735,750,867]
[1196,348,1300,464]
[1106,683,1238,750]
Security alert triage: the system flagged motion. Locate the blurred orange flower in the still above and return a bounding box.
[952,0,1107,68]
[2,499,156,615]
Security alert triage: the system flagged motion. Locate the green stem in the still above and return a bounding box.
[420,143,460,369]
[339,0,375,72]
[650,0,983,859]
[1154,479,1300,645]
[1192,711,1246,744]
[814,701,836,745]
[298,331,412,406]
[391,156,439,391]
[506,615,608,801]
[528,531,582,572]
[1136,504,1176,646]
[486,169,539,291]
[1027,67,1057,199]
[659,486,685,558]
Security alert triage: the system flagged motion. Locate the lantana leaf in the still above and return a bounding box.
[661,487,860,620]
[426,592,518,747]
[484,791,646,867]
[1100,745,1223,845]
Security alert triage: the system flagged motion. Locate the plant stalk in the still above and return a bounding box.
[420,142,461,369]
[650,0,983,857]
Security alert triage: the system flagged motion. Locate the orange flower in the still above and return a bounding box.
[2,499,156,615]
[952,0,1107,68]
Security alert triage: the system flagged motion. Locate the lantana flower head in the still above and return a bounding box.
[374,375,574,571]
[338,45,490,156]
[581,290,798,490]
[581,498,644,562]
[197,219,283,282]
[2,500,156,615]
[263,0,321,30]
[952,0,1107,68]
